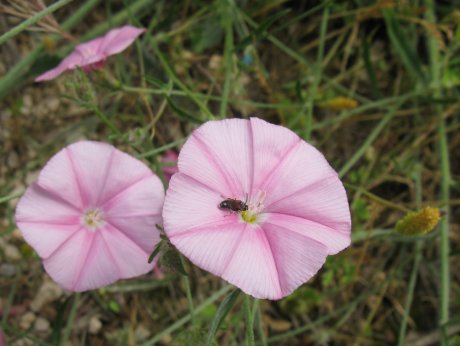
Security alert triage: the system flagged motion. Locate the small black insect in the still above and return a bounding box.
[219,197,248,213]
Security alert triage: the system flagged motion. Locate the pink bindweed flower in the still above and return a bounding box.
[162,118,351,300]
[35,25,145,82]
[15,141,164,291]
[161,150,179,182]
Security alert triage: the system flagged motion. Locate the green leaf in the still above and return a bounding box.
[148,241,163,264]
[205,289,241,346]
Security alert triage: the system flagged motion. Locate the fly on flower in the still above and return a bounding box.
[219,196,249,213]
[163,117,352,300]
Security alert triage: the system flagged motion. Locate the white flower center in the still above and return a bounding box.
[82,208,105,231]
[241,190,266,224]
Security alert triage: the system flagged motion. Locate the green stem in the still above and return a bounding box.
[244,295,255,346]
[0,0,74,46]
[180,256,195,326]
[304,4,329,139]
[219,0,234,119]
[338,100,402,178]
[425,1,450,343]
[142,285,233,346]
[397,167,423,345]
[60,293,80,346]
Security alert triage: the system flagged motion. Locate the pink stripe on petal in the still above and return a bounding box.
[221,225,283,299]
[262,213,350,255]
[100,225,154,278]
[43,230,91,291]
[163,173,234,236]
[97,148,160,205]
[16,222,81,259]
[72,231,128,291]
[106,215,161,253]
[15,183,81,224]
[262,224,328,297]
[249,117,301,195]
[264,175,351,234]
[37,146,86,209]
[103,175,164,218]
[169,222,247,278]
[65,142,115,206]
[178,119,253,197]
[260,141,337,206]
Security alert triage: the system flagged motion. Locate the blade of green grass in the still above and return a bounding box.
[0,0,74,46]
[142,285,233,346]
[0,0,101,99]
[338,100,403,178]
[205,288,241,346]
[383,9,427,84]
[425,2,451,344]
[218,0,235,119]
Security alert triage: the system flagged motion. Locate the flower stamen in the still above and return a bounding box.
[82,208,105,231]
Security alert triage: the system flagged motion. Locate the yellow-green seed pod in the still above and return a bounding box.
[395,207,441,236]
[318,96,359,111]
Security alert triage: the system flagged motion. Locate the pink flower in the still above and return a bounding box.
[35,25,145,82]
[15,141,164,291]
[161,150,179,182]
[162,118,351,300]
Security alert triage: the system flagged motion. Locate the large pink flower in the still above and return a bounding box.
[15,141,164,291]
[35,25,145,82]
[163,118,351,300]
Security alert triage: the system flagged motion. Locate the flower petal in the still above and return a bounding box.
[163,173,237,236]
[264,175,351,235]
[64,141,116,206]
[101,170,163,216]
[168,222,248,281]
[15,183,81,225]
[178,119,253,198]
[220,224,283,299]
[100,224,154,277]
[259,141,339,206]
[262,213,350,255]
[71,231,123,291]
[43,229,92,291]
[261,222,329,297]
[35,50,84,81]
[249,117,301,195]
[98,25,145,56]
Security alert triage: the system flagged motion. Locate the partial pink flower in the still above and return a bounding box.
[161,150,179,182]
[163,118,351,300]
[15,141,164,291]
[35,25,145,82]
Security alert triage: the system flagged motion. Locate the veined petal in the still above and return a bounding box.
[178,119,253,198]
[106,215,161,254]
[261,223,329,297]
[249,117,301,196]
[71,231,123,292]
[262,213,350,255]
[163,173,236,236]
[264,175,351,235]
[260,141,338,207]
[43,229,92,291]
[221,224,283,299]
[99,25,145,56]
[64,141,115,206]
[15,183,81,224]
[102,175,164,218]
[101,224,156,278]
